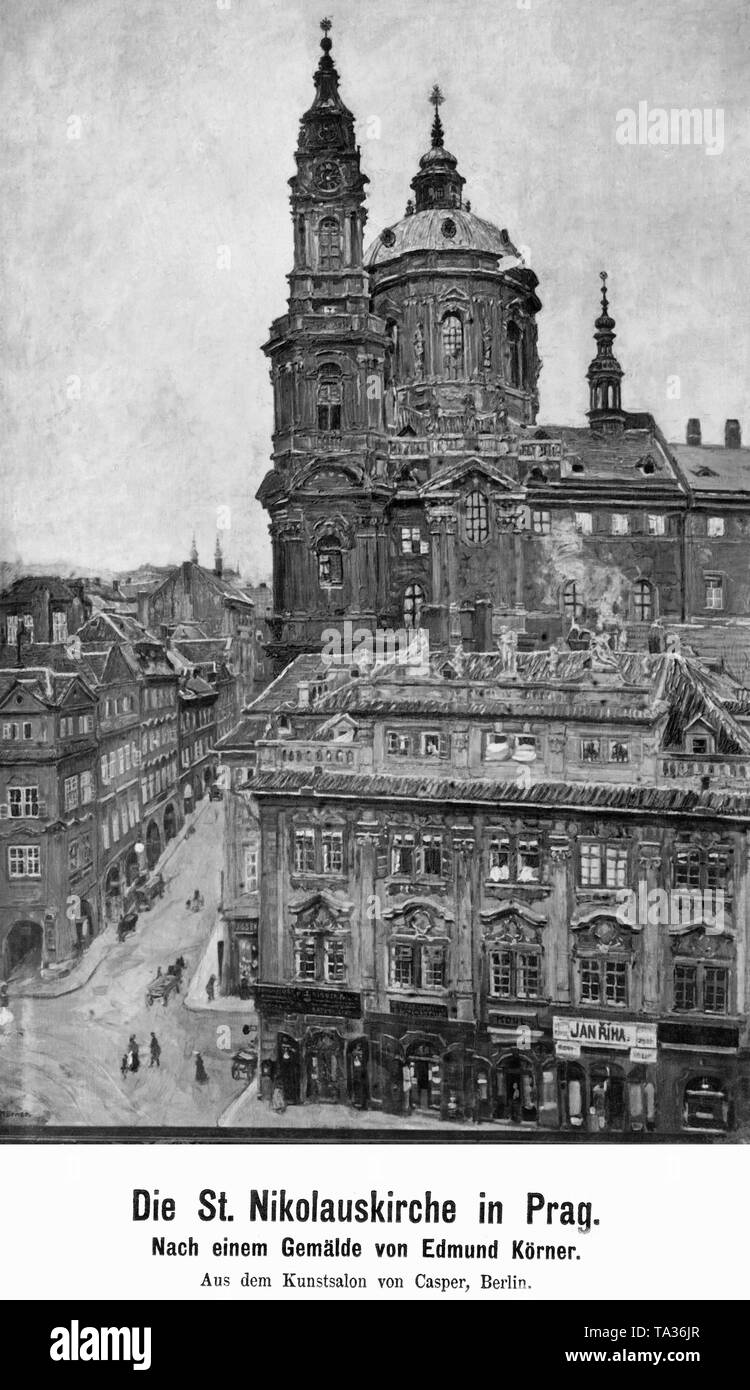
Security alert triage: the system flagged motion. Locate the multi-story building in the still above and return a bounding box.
[227,647,750,1135]
[135,542,259,709]
[82,644,145,926]
[0,577,91,649]
[77,613,180,871]
[0,653,99,977]
[177,673,218,814]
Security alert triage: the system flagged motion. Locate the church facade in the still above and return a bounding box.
[257,24,750,677]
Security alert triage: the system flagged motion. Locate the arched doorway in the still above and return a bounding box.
[683,1075,730,1132]
[559,1061,587,1129]
[4,920,43,978]
[346,1038,370,1110]
[78,898,96,948]
[105,863,122,924]
[493,1052,538,1123]
[145,820,161,870]
[163,803,177,844]
[304,1028,344,1103]
[124,849,140,887]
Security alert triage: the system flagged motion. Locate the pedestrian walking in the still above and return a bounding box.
[206,974,216,1002]
[149,1033,161,1068]
[195,1051,208,1084]
[128,1034,140,1073]
[271,1082,286,1114]
[120,1054,129,1081]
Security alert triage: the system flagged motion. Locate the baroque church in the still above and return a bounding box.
[258,22,749,674]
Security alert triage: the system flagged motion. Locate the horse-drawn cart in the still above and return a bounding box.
[145,970,181,1007]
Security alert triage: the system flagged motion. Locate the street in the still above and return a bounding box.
[0,802,253,1128]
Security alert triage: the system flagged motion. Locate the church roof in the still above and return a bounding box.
[669,444,750,496]
[365,208,518,268]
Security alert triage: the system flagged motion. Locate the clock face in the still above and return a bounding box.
[315,160,341,192]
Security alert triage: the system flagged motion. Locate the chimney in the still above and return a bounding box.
[297,680,310,708]
[686,418,701,446]
[112,578,121,596]
[725,419,741,449]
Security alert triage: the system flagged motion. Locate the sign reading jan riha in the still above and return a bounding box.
[553,1017,658,1050]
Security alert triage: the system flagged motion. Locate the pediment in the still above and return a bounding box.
[0,681,50,714]
[420,456,521,498]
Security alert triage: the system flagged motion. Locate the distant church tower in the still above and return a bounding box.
[587,271,625,434]
[258,19,389,668]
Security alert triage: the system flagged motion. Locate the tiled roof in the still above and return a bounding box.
[543,425,683,489]
[669,444,750,495]
[247,767,750,821]
[0,575,76,601]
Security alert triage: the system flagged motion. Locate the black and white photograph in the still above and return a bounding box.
[1,0,749,1144]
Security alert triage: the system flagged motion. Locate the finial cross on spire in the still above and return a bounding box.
[320,17,332,35]
[428,84,446,148]
[430,83,445,113]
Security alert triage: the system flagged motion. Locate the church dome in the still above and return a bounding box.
[365,207,520,268]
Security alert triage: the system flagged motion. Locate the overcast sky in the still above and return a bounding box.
[1,0,748,580]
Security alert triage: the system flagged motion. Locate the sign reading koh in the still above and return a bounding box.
[553,1017,657,1050]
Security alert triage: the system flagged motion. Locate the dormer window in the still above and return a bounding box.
[465,490,489,544]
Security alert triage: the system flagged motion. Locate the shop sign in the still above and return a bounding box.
[630,1046,658,1065]
[488,1012,539,1029]
[555,1040,581,1059]
[254,984,362,1019]
[553,1016,657,1050]
[389,1000,449,1020]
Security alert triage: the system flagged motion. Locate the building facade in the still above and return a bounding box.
[0,577,91,649]
[229,648,750,1135]
[0,660,99,978]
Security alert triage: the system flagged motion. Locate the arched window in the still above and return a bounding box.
[441,314,463,378]
[506,320,524,388]
[317,364,342,433]
[563,580,582,621]
[465,489,489,544]
[633,579,654,622]
[319,217,341,271]
[403,583,425,630]
[318,541,343,588]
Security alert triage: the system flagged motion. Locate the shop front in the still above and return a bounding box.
[551,1015,659,1133]
[254,982,366,1106]
[657,1020,740,1135]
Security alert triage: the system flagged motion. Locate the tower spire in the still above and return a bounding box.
[410,84,465,212]
[190,532,198,565]
[586,270,625,434]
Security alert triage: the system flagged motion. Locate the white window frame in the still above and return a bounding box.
[611,513,630,536]
[8,845,41,878]
[574,512,593,535]
[707,516,725,538]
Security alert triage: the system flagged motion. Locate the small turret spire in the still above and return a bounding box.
[429,84,445,148]
[586,269,625,434]
[190,532,198,565]
[410,83,466,212]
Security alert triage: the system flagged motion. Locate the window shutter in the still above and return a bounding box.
[37,802,47,819]
[376,847,388,878]
[0,804,9,820]
[440,840,452,878]
[439,734,449,758]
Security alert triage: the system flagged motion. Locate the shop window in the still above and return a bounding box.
[465,490,489,544]
[673,962,728,1015]
[683,1076,729,1132]
[581,738,601,763]
[590,1064,627,1132]
[578,956,629,1006]
[609,738,630,763]
[489,946,541,1000]
[390,940,447,991]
